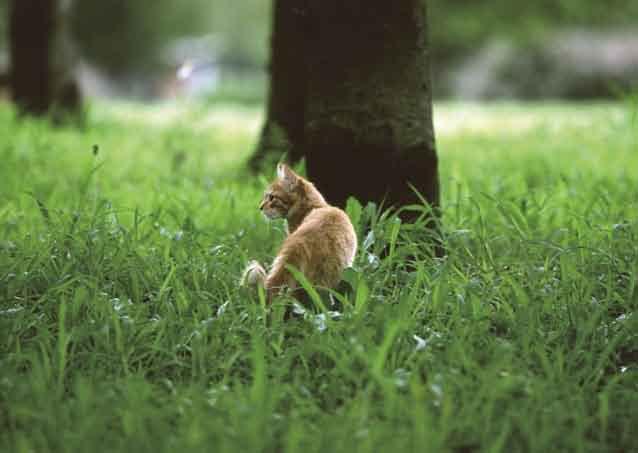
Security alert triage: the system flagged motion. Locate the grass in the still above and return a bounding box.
[1,99,637,452]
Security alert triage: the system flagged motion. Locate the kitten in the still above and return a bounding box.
[242,163,357,302]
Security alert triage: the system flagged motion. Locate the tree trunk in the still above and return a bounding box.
[252,0,440,247]
[253,1,439,220]
[303,1,439,217]
[9,0,81,119]
[249,0,307,170]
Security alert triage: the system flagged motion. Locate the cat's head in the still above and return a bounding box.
[259,163,302,220]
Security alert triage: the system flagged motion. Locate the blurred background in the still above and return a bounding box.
[0,0,636,104]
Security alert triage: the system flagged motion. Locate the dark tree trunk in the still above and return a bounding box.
[249,0,307,170]
[303,1,439,217]
[252,0,440,248]
[9,0,81,119]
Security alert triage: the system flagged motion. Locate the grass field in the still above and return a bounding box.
[1,99,637,452]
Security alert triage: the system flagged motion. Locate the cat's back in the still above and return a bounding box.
[284,206,357,272]
[298,206,354,235]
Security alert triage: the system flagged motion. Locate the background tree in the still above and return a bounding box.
[9,0,81,118]
[253,1,439,226]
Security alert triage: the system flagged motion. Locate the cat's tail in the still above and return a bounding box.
[240,260,267,288]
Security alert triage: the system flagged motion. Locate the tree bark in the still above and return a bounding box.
[9,0,81,119]
[252,0,440,249]
[303,1,439,217]
[249,0,307,170]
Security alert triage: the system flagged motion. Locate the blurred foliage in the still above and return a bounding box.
[206,0,270,68]
[68,0,637,75]
[0,0,636,77]
[429,0,638,62]
[70,0,269,76]
[70,0,213,75]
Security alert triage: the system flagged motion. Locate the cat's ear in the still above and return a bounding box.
[277,163,298,190]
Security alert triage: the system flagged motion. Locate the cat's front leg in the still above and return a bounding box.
[240,260,267,287]
[264,256,297,302]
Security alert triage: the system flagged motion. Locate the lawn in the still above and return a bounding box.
[1,99,637,452]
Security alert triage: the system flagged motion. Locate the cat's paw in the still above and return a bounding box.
[240,260,266,287]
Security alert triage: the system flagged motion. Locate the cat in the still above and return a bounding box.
[242,163,357,302]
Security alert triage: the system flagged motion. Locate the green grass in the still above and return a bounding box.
[1,100,637,452]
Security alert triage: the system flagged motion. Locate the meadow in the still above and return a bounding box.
[0,99,636,452]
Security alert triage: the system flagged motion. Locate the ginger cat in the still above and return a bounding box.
[242,164,357,302]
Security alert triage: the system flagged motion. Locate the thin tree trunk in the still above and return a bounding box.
[303,1,439,219]
[9,0,81,119]
[249,0,306,170]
